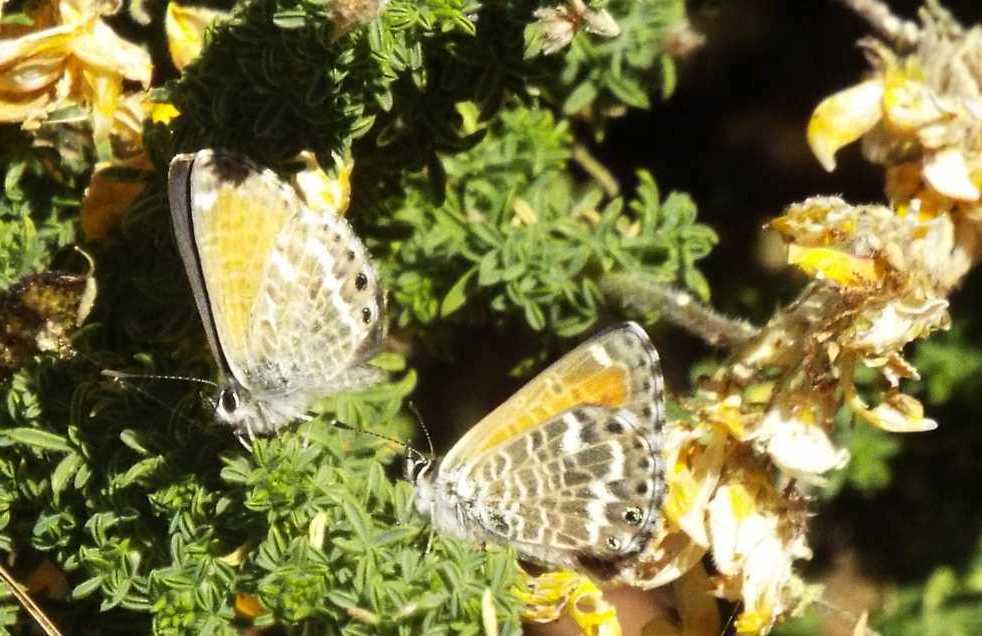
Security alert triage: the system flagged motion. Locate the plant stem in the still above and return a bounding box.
[835,0,920,48]
[572,143,620,198]
[600,273,758,349]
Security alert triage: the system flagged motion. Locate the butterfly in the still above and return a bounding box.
[407,322,666,576]
[167,149,386,436]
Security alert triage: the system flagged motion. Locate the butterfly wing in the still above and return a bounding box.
[168,150,385,398]
[458,405,665,574]
[244,198,385,395]
[441,322,664,471]
[168,149,299,387]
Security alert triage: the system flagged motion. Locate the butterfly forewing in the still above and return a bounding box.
[169,150,300,388]
[441,322,664,471]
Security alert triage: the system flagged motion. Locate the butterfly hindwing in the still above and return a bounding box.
[245,204,385,394]
[461,405,664,571]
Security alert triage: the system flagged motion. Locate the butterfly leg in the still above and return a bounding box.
[298,414,315,449]
[424,526,435,557]
[234,430,253,452]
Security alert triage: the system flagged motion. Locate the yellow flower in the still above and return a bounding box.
[148,100,180,124]
[164,2,228,70]
[234,592,266,619]
[78,91,186,241]
[517,570,621,636]
[880,65,948,134]
[844,372,938,433]
[0,0,152,159]
[785,245,880,289]
[662,426,726,547]
[290,151,353,216]
[807,79,884,172]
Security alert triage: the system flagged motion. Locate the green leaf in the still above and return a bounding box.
[660,54,677,99]
[72,577,104,600]
[562,81,599,115]
[51,452,85,498]
[3,428,72,453]
[440,266,478,317]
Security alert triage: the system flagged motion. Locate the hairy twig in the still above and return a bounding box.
[836,0,920,48]
[600,273,759,349]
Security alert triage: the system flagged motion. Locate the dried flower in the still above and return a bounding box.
[808,4,982,222]
[0,0,152,158]
[533,0,621,55]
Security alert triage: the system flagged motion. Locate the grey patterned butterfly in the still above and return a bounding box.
[167,150,385,435]
[407,322,666,575]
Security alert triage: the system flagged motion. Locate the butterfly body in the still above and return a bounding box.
[410,322,667,575]
[168,150,385,435]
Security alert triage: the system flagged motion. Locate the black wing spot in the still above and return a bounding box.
[605,536,622,551]
[642,406,653,417]
[361,307,372,323]
[606,419,624,434]
[346,249,356,261]
[623,507,643,526]
[355,272,368,291]
[636,481,649,495]
[209,153,252,185]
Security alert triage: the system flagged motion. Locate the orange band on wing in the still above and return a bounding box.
[470,366,630,455]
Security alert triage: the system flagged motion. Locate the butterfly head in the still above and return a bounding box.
[212,381,310,435]
[405,447,438,513]
[214,383,258,428]
[404,447,434,485]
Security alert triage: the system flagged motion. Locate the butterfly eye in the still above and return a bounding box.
[406,454,431,483]
[219,388,238,413]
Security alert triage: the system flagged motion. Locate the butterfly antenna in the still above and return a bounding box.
[331,421,415,453]
[407,401,434,458]
[102,369,218,389]
[102,370,206,432]
[0,563,62,636]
